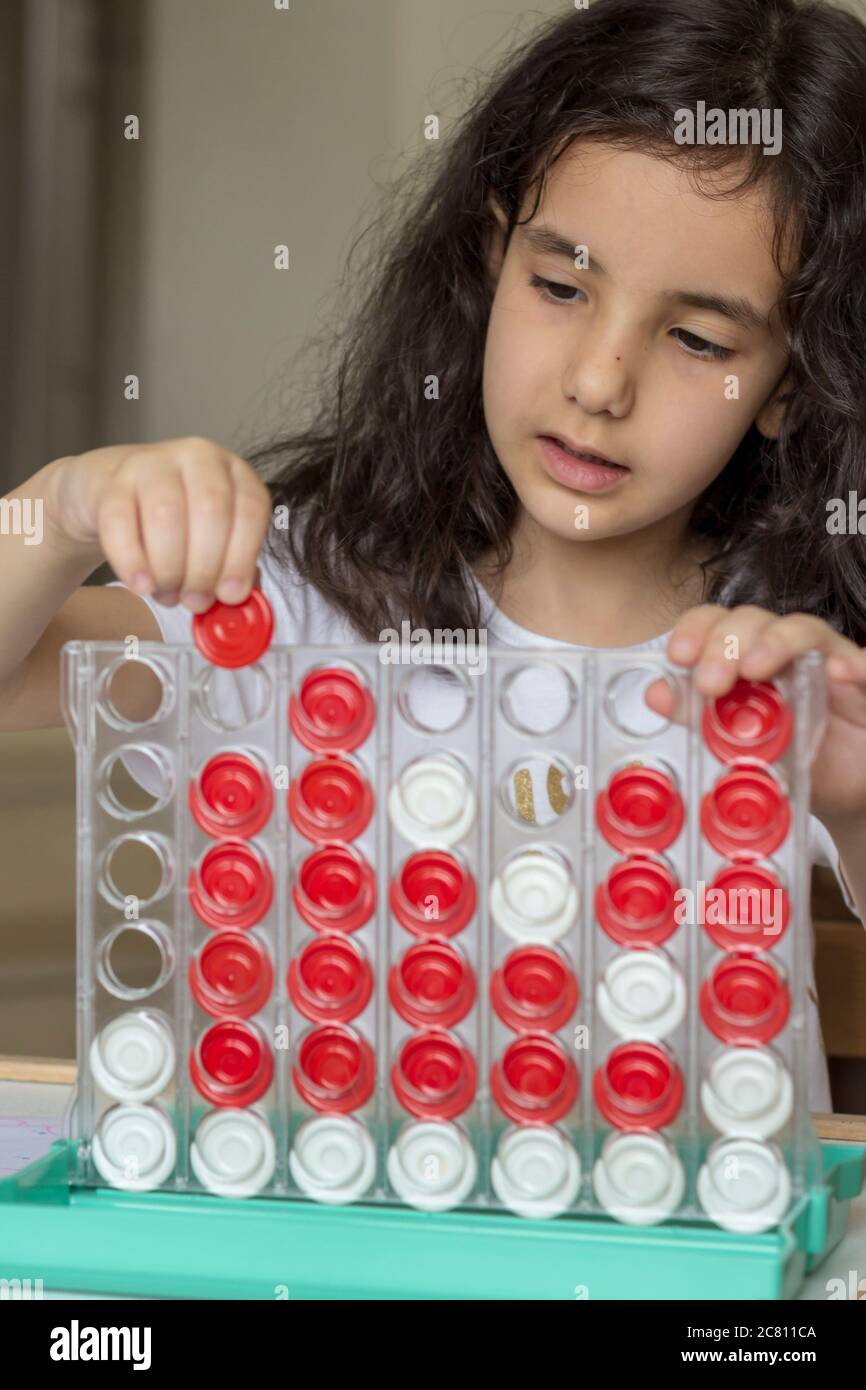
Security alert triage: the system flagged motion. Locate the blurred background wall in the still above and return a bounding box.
[1,0,865,1114]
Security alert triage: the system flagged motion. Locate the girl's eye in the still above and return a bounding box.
[672,328,734,362]
[530,273,585,306]
[529,275,734,362]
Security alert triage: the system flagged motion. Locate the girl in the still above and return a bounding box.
[3,0,866,1114]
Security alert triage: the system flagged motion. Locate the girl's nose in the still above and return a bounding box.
[561,339,634,418]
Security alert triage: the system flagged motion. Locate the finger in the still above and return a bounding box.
[137,466,188,601]
[826,647,866,681]
[178,455,234,612]
[739,612,862,680]
[214,459,273,604]
[666,605,730,665]
[96,474,152,594]
[642,673,695,732]
[691,606,777,694]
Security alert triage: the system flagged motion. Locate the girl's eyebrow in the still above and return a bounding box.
[520,224,769,332]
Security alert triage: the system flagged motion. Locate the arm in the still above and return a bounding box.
[821,816,866,927]
[0,440,272,731]
[0,459,160,729]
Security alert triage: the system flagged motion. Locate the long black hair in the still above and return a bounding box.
[244,0,866,643]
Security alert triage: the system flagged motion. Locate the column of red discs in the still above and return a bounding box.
[187,589,278,1110]
[698,683,794,1053]
[286,663,379,1120]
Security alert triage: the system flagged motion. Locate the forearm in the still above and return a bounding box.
[0,460,100,689]
[821,815,866,924]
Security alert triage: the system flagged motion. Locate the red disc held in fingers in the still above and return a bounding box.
[389,850,476,938]
[292,843,376,934]
[703,863,790,952]
[388,940,476,1029]
[288,756,374,843]
[391,1030,477,1120]
[702,679,793,766]
[596,765,684,854]
[188,839,273,929]
[593,1040,684,1131]
[193,588,274,668]
[700,766,790,860]
[490,945,579,1034]
[188,751,273,840]
[289,666,376,754]
[189,931,274,1019]
[700,952,790,1044]
[189,1020,273,1108]
[292,1025,375,1114]
[595,854,681,947]
[491,1034,579,1125]
[288,934,373,1025]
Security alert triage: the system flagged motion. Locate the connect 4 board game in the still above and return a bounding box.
[53,584,840,1242]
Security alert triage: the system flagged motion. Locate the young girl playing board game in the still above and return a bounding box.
[3,0,866,1110]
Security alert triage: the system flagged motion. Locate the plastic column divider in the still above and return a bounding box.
[790,652,819,1197]
[375,656,391,1193]
[581,652,598,1195]
[275,645,291,1190]
[477,655,493,1200]
[684,664,701,1207]
[175,646,191,1184]
[76,645,95,1171]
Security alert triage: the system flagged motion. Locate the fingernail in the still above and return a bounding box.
[181,591,212,612]
[217,578,246,603]
[668,635,696,660]
[827,656,853,678]
[153,591,179,606]
[742,645,773,669]
[695,661,730,691]
[130,571,153,594]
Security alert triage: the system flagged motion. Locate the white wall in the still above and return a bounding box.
[101,0,560,455]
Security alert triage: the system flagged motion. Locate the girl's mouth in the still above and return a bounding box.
[537,435,631,493]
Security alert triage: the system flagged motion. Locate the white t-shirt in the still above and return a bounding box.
[112,545,859,1113]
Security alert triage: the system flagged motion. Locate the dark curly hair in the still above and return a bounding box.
[243,0,866,644]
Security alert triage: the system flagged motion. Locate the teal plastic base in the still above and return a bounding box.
[1,1140,863,1299]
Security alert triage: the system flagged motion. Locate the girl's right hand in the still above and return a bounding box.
[45,437,273,612]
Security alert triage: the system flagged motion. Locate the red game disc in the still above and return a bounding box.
[189,1020,274,1107]
[188,839,273,929]
[389,850,476,938]
[700,952,790,1044]
[595,854,682,947]
[700,766,790,860]
[288,934,373,1025]
[188,751,273,840]
[292,843,376,934]
[289,666,375,754]
[388,940,476,1029]
[490,1034,579,1125]
[596,764,684,854]
[189,931,274,1019]
[703,679,793,766]
[391,1030,477,1121]
[703,863,790,952]
[593,1040,684,1131]
[490,945,579,1034]
[288,756,374,843]
[192,588,274,668]
[292,1024,375,1114]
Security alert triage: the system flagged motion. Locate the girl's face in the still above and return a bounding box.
[482,141,792,545]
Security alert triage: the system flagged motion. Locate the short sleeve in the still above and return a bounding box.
[810,815,860,918]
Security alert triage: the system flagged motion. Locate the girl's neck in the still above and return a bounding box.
[473,507,710,647]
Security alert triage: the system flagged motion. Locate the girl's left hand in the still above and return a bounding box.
[644,603,866,833]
